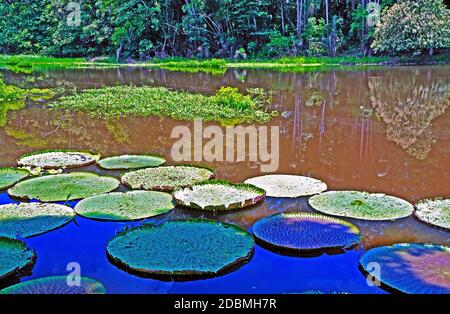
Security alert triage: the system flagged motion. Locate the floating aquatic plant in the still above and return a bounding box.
[18,149,101,169]
[0,167,30,190]
[0,203,75,238]
[121,165,214,192]
[244,174,327,198]
[252,212,360,251]
[74,190,175,221]
[360,243,450,294]
[415,197,450,230]
[0,276,106,294]
[173,180,265,211]
[308,191,414,220]
[8,172,120,202]
[107,219,254,277]
[97,154,166,170]
[0,237,35,281]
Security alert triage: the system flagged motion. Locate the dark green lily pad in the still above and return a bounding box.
[252,212,360,251]
[18,149,101,169]
[121,166,214,192]
[0,203,75,238]
[98,154,166,170]
[74,191,175,221]
[415,197,450,230]
[0,168,30,190]
[309,191,414,221]
[8,172,120,202]
[107,219,254,277]
[0,237,36,281]
[0,276,106,294]
[173,180,265,211]
[360,243,450,294]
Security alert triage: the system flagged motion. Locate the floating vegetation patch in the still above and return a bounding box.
[0,276,106,294]
[98,154,166,170]
[244,174,327,198]
[0,237,35,281]
[0,167,30,190]
[107,219,254,277]
[8,172,120,202]
[122,166,214,192]
[415,197,450,230]
[309,191,414,221]
[74,191,175,221]
[17,149,101,169]
[360,243,450,294]
[173,180,265,211]
[0,203,75,238]
[252,212,360,251]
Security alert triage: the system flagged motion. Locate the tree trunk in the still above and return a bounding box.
[281,0,285,34]
[296,0,303,38]
[116,43,123,62]
[429,47,434,57]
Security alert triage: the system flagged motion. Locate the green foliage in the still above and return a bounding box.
[304,17,327,56]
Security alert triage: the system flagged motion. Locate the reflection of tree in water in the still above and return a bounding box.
[369,76,449,160]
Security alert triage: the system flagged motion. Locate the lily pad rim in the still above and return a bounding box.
[97,154,167,170]
[0,236,37,281]
[17,149,101,168]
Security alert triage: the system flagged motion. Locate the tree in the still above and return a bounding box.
[372,0,450,56]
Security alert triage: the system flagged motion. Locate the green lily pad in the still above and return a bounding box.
[360,243,450,294]
[121,165,214,192]
[415,197,450,230]
[107,219,254,277]
[0,237,36,281]
[0,203,75,238]
[8,172,120,202]
[98,154,166,170]
[74,191,175,221]
[0,168,30,190]
[0,276,106,294]
[244,174,327,198]
[309,191,414,221]
[18,149,101,169]
[252,212,360,251]
[173,180,265,211]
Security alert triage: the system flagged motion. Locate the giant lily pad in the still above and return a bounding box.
[244,174,327,198]
[8,172,120,202]
[121,166,214,192]
[415,198,450,230]
[360,243,450,294]
[18,149,101,169]
[0,168,30,190]
[0,237,36,281]
[0,203,75,238]
[74,191,175,221]
[0,276,106,294]
[252,212,360,251]
[309,191,414,221]
[173,180,265,211]
[107,219,254,277]
[98,154,166,170]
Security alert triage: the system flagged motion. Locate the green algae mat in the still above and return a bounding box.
[415,197,450,230]
[18,149,101,169]
[0,167,30,190]
[8,172,120,202]
[0,237,36,281]
[98,154,166,170]
[107,219,254,277]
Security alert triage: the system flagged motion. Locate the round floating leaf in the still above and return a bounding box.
[121,166,214,192]
[252,212,360,251]
[0,237,35,281]
[360,243,450,294]
[309,191,414,221]
[244,174,327,198]
[8,172,120,202]
[0,168,30,190]
[75,191,175,221]
[18,149,101,169]
[107,219,254,277]
[98,154,166,170]
[0,203,75,238]
[415,197,450,230]
[173,180,265,211]
[0,276,106,294]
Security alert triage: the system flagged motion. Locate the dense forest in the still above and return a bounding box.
[0,0,449,61]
